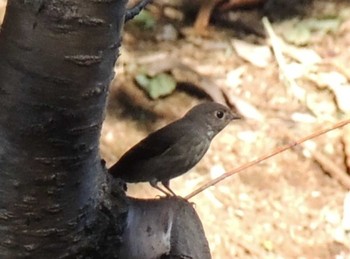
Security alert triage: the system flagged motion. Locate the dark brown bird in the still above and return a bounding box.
[109,102,240,196]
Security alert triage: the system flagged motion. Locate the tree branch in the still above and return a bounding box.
[125,0,153,22]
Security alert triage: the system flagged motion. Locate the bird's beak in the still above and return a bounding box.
[229,112,242,121]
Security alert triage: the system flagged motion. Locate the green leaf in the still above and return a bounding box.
[133,10,156,29]
[135,73,176,100]
[281,17,341,45]
[303,18,340,32]
[148,73,176,99]
[135,73,151,88]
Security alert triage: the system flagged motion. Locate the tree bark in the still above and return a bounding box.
[0,0,127,257]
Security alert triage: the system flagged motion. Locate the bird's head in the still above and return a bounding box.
[184,102,241,139]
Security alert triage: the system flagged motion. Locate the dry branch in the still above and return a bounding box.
[186,119,350,199]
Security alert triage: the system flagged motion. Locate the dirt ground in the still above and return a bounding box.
[101,1,350,258]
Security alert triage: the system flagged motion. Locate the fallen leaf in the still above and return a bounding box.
[224,93,264,122]
[331,84,350,113]
[291,112,317,123]
[282,23,311,46]
[305,91,337,118]
[135,73,176,99]
[279,17,341,45]
[309,71,347,88]
[226,66,245,88]
[135,73,151,88]
[303,17,341,33]
[307,71,350,113]
[210,164,226,179]
[283,44,321,65]
[132,10,156,29]
[284,62,307,80]
[231,39,272,68]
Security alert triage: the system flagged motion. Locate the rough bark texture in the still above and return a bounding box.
[0,0,127,257]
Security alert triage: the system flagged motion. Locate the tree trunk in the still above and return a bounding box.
[0,0,127,257]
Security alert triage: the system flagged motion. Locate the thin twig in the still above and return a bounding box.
[283,127,350,189]
[312,149,350,189]
[185,119,350,200]
[125,0,153,22]
[262,17,306,101]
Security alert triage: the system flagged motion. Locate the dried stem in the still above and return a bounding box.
[185,119,350,200]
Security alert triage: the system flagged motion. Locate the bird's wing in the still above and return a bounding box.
[108,120,188,176]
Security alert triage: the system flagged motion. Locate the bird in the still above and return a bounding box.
[109,102,241,196]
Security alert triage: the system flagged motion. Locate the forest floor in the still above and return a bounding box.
[101,0,350,258]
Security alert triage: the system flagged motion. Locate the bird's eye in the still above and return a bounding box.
[215,110,224,119]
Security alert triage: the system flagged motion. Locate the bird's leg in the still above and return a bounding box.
[161,180,177,197]
[150,179,172,196]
